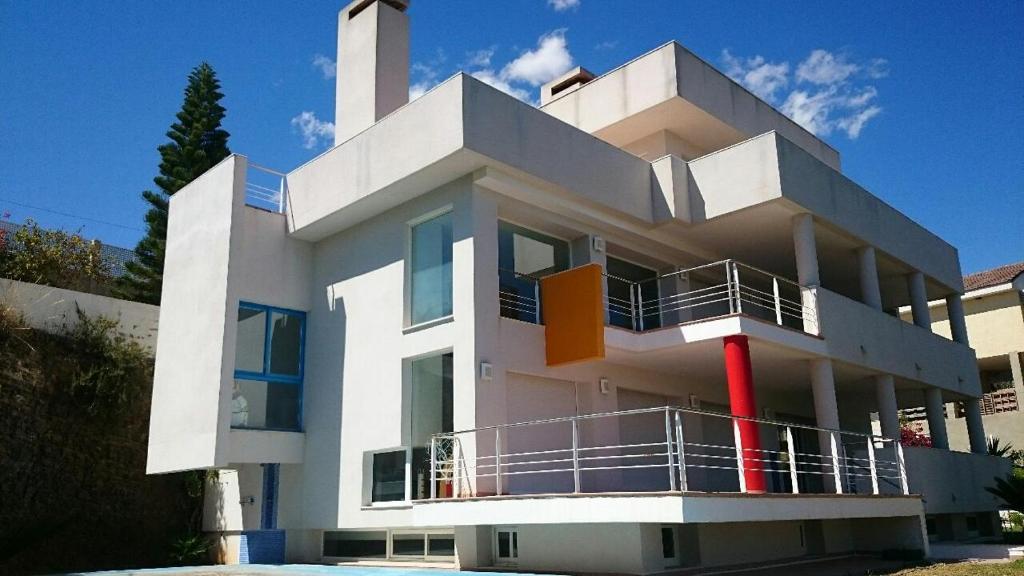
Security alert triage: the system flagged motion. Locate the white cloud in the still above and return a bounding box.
[594,40,618,51]
[470,69,532,101]
[501,30,574,88]
[312,54,336,79]
[795,49,858,85]
[465,48,496,68]
[408,31,576,105]
[722,50,789,103]
[548,0,580,11]
[723,48,885,139]
[290,111,335,149]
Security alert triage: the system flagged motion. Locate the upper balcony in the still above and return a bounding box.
[500,258,816,336]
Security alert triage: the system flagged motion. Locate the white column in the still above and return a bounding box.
[810,359,842,492]
[874,374,900,440]
[792,214,820,334]
[924,387,949,450]
[857,246,883,310]
[792,214,820,286]
[1011,351,1024,400]
[945,294,969,345]
[907,272,931,329]
[964,398,987,454]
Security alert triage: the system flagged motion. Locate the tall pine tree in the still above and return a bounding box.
[118,62,230,304]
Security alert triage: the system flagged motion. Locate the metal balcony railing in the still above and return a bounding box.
[497,259,818,334]
[428,406,908,500]
[245,163,288,213]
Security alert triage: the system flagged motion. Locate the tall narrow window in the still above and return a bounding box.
[410,212,453,325]
[498,221,570,323]
[233,302,305,431]
[410,353,454,499]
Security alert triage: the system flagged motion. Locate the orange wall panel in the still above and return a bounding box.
[541,263,605,366]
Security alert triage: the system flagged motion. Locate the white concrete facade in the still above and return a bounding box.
[146,1,1004,572]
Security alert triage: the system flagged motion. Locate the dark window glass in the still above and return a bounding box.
[498,531,510,558]
[662,527,676,559]
[392,533,425,557]
[498,221,570,323]
[323,531,387,558]
[372,450,406,502]
[428,534,456,557]
[269,312,302,376]
[606,256,661,330]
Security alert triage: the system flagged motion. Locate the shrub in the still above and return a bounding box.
[0,218,113,294]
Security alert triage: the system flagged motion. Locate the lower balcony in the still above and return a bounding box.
[427,406,908,500]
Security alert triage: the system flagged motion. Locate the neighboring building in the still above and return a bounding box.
[146,1,1008,571]
[900,263,1024,455]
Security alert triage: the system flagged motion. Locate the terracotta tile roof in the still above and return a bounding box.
[964,261,1024,291]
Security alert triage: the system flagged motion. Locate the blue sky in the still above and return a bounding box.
[1,1,1021,275]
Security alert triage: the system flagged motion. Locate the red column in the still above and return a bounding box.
[723,335,766,493]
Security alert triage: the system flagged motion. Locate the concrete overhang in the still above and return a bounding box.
[356,492,924,529]
[679,132,965,294]
[286,73,655,242]
[540,42,841,171]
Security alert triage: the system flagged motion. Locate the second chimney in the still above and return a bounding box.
[335,0,410,146]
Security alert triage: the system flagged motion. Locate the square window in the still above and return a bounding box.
[372,450,407,503]
[392,533,425,557]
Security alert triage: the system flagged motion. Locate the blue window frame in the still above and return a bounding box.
[233,302,306,432]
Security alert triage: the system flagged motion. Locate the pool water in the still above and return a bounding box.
[78,564,549,576]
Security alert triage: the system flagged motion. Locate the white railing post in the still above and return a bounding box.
[896,441,909,495]
[726,262,736,314]
[733,418,747,493]
[638,283,645,331]
[732,262,743,314]
[534,281,542,324]
[674,411,688,492]
[830,431,843,494]
[786,426,799,494]
[278,177,286,213]
[430,436,438,499]
[495,428,503,497]
[772,277,783,325]
[867,437,879,495]
[629,283,637,331]
[665,409,677,491]
[572,418,581,493]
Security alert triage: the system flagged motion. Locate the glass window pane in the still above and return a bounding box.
[323,531,387,558]
[372,450,407,502]
[232,379,300,431]
[235,307,266,373]
[427,534,455,557]
[411,354,453,499]
[661,527,676,559]
[498,222,569,323]
[269,311,302,376]
[606,257,661,330]
[411,212,453,325]
[497,531,510,558]
[392,533,426,557]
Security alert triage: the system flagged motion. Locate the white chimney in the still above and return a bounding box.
[335,0,410,146]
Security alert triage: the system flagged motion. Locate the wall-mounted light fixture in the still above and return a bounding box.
[480,362,493,381]
[592,236,606,253]
[599,377,610,395]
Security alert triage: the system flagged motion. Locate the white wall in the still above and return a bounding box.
[0,278,159,348]
[903,448,1010,515]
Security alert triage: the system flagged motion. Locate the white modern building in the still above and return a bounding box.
[146,1,1010,571]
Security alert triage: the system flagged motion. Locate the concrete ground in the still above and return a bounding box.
[929,542,1024,562]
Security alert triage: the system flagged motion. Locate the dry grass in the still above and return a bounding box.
[884,559,1024,575]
